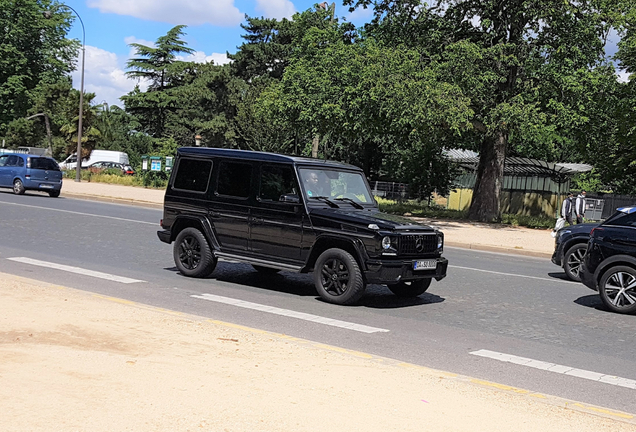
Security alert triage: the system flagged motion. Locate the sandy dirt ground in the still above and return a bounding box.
[1,273,634,432]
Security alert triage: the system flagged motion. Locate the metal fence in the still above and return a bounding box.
[369,181,409,200]
[587,194,636,220]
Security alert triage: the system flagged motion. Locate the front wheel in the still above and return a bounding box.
[313,248,366,305]
[388,279,431,298]
[13,179,25,195]
[173,228,217,278]
[563,244,586,282]
[598,266,636,315]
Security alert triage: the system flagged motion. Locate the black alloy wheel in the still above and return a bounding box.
[314,248,365,305]
[598,266,636,314]
[388,279,432,298]
[173,227,217,278]
[564,244,587,282]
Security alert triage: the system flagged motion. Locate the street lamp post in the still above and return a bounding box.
[44,4,85,182]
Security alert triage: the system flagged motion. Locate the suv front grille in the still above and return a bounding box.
[399,234,437,255]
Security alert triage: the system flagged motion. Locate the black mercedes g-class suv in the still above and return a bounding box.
[157,147,448,305]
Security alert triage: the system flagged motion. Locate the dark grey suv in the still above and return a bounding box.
[157,148,448,305]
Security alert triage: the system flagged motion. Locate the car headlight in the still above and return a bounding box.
[382,236,392,250]
[437,234,443,249]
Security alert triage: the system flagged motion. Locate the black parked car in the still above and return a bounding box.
[580,207,636,314]
[157,148,448,305]
[552,222,597,281]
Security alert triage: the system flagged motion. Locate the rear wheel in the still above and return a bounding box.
[48,190,60,198]
[563,244,587,282]
[13,179,25,195]
[252,265,280,274]
[388,279,431,298]
[314,248,366,305]
[598,266,636,314]
[173,228,217,278]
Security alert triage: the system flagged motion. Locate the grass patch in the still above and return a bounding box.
[62,170,168,189]
[377,197,554,229]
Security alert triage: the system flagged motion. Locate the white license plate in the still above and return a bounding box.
[413,259,437,270]
[39,184,53,189]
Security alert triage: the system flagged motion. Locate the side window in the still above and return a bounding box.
[217,161,252,198]
[6,155,19,167]
[0,155,8,167]
[259,165,298,202]
[609,211,636,228]
[173,158,213,193]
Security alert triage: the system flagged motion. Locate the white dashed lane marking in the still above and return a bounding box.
[470,349,636,390]
[8,257,145,284]
[192,293,390,334]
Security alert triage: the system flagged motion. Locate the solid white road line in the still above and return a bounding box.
[2,202,157,225]
[192,293,390,334]
[470,349,636,390]
[450,265,579,284]
[7,257,145,284]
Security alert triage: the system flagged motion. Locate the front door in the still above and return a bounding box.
[250,163,304,263]
[0,155,10,187]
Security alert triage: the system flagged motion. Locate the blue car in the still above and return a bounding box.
[0,153,63,197]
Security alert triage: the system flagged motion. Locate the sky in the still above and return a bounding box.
[61,1,627,108]
[61,0,373,107]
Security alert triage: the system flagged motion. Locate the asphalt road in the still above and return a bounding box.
[1,191,635,414]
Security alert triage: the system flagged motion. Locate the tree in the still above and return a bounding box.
[122,25,195,138]
[346,0,632,221]
[0,0,78,136]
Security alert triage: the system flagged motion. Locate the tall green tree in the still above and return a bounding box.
[0,0,78,136]
[122,25,195,138]
[346,0,631,221]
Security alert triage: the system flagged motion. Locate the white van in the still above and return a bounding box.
[59,150,130,170]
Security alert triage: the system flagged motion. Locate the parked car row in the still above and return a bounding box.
[84,161,135,176]
[552,207,636,314]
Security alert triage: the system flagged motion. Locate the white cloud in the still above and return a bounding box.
[87,0,243,26]
[255,0,296,19]
[71,45,232,108]
[617,69,630,83]
[124,36,156,59]
[178,51,232,65]
[71,45,141,108]
[345,6,372,23]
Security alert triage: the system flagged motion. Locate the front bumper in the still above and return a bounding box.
[364,257,448,285]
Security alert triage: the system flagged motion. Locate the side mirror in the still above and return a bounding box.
[280,194,300,204]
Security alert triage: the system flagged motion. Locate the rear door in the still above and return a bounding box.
[210,159,254,252]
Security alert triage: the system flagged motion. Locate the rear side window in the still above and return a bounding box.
[173,158,212,193]
[606,211,636,228]
[7,155,23,167]
[30,157,60,171]
[217,161,252,198]
[259,165,298,201]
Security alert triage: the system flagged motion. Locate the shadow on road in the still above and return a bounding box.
[574,294,605,311]
[547,271,572,282]
[166,262,444,308]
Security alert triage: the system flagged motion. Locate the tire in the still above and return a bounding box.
[314,248,366,305]
[173,227,217,278]
[252,265,280,274]
[563,244,587,282]
[598,266,636,314]
[13,179,25,195]
[388,279,432,298]
[48,190,60,198]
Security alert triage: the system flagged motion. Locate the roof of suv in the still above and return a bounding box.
[177,147,362,171]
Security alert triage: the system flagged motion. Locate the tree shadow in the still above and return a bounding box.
[167,262,444,308]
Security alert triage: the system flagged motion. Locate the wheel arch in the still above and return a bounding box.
[594,255,636,285]
[169,215,220,251]
[303,235,367,274]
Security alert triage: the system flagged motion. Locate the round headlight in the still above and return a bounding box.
[382,236,392,250]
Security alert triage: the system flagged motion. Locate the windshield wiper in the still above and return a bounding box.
[309,196,339,208]
[334,197,364,209]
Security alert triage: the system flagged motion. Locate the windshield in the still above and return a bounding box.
[299,168,374,205]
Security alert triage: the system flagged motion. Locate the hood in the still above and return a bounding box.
[308,207,436,232]
[561,222,598,234]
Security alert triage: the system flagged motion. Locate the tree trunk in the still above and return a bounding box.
[312,134,320,158]
[468,131,507,222]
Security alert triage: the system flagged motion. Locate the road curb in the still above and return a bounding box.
[61,192,163,209]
